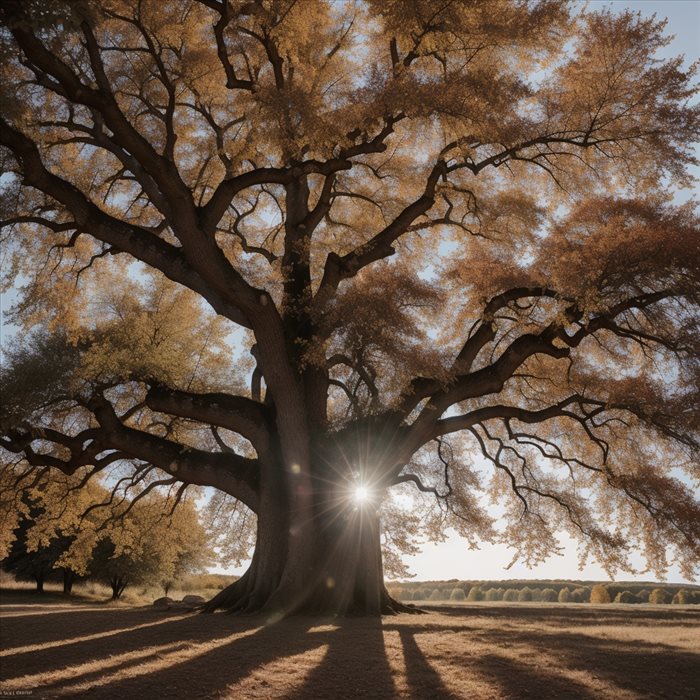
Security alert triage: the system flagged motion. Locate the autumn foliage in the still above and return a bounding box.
[0,0,698,616]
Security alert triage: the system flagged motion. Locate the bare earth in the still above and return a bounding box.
[1,596,699,699]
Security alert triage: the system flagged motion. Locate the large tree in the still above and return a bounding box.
[1,0,699,616]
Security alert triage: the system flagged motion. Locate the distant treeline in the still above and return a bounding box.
[386,580,700,605]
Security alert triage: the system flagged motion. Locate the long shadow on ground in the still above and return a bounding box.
[1,599,698,699]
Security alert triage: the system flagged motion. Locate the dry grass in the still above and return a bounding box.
[1,593,699,699]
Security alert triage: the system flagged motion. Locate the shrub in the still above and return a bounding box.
[467,585,483,601]
[517,587,533,602]
[636,589,650,603]
[429,588,443,601]
[530,588,543,602]
[649,588,669,604]
[503,588,519,602]
[484,587,503,601]
[558,587,571,603]
[672,589,691,604]
[541,588,558,602]
[614,591,635,604]
[572,587,590,603]
[399,589,413,601]
[412,588,427,601]
[590,585,611,604]
[450,587,466,601]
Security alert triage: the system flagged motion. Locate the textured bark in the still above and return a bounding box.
[203,476,420,617]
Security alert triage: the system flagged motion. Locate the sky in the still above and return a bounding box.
[2,1,699,585]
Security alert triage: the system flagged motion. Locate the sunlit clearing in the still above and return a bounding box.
[353,485,370,504]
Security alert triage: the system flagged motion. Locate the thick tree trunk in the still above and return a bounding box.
[203,476,419,617]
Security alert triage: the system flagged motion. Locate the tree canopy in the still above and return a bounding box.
[0,0,698,615]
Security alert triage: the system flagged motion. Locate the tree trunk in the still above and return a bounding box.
[63,569,74,595]
[203,475,419,617]
[35,574,44,593]
[110,575,127,599]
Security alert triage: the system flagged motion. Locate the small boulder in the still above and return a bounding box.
[181,594,206,605]
[153,596,174,608]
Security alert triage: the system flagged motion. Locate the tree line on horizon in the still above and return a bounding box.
[388,581,700,605]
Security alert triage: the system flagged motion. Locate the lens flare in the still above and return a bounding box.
[353,485,370,504]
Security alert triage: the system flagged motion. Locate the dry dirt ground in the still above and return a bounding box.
[1,593,699,699]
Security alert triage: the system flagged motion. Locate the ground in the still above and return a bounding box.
[1,592,699,699]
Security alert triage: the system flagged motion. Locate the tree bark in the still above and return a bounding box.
[203,474,419,616]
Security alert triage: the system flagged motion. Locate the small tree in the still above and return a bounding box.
[649,588,669,604]
[484,587,504,601]
[636,589,651,603]
[450,587,466,601]
[558,587,571,603]
[502,588,518,602]
[429,588,443,601]
[467,585,483,602]
[541,588,558,602]
[672,589,691,604]
[517,587,533,602]
[590,584,612,604]
[614,591,635,604]
[90,493,213,599]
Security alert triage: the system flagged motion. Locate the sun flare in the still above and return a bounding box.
[352,485,370,504]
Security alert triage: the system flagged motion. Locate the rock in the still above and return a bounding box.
[153,596,174,608]
[181,594,206,605]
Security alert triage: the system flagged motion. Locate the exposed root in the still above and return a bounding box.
[380,586,425,615]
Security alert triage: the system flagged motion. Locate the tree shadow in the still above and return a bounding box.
[1,603,698,698]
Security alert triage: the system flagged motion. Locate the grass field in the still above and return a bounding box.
[1,591,699,699]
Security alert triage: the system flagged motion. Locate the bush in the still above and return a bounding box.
[429,588,443,601]
[572,587,590,603]
[503,588,518,602]
[517,587,533,602]
[590,585,611,604]
[614,591,635,604]
[484,587,503,601]
[558,587,571,603]
[530,588,543,602]
[412,588,427,601]
[541,588,558,602]
[450,587,466,601]
[399,589,413,601]
[649,588,668,604]
[636,589,650,603]
[467,585,483,601]
[672,589,691,605]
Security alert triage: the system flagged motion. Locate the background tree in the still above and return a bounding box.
[590,584,612,604]
[3,505,65,593]
[503,588,519,602]
[0,0,699,616]
[450,587,465,601]
[558,587,570,603]
[89,491,213,599]
[518,587,534,602]
[541,587,557,602]
[648,588,669,605]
